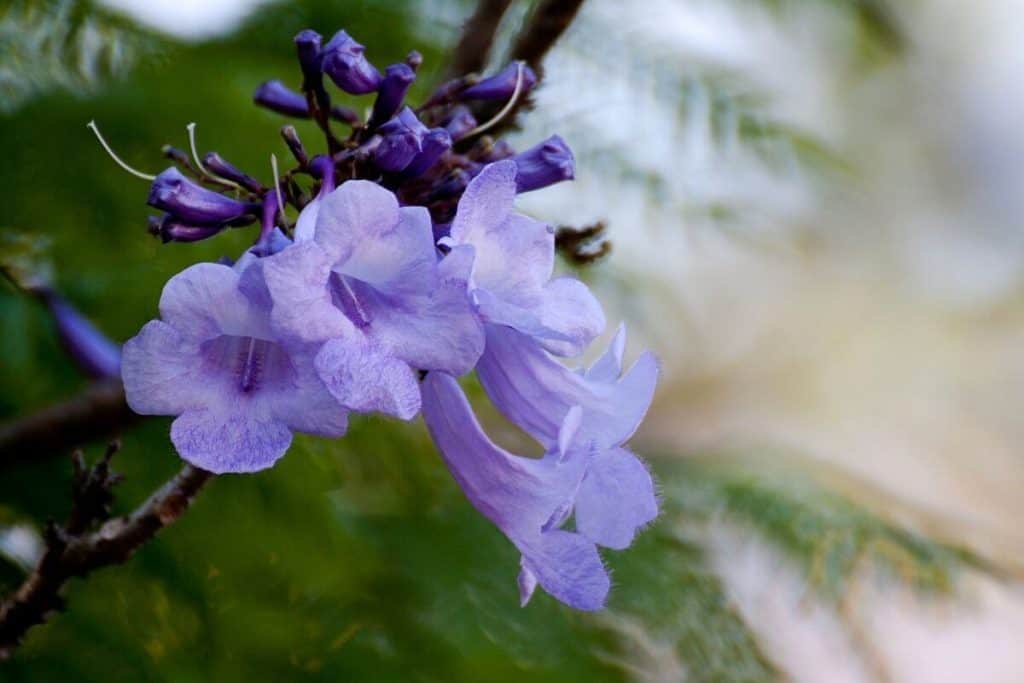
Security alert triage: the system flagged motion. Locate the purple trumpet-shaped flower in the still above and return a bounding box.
[421,371,652,611]
[402,128,452,178]
[121,261,347,473]
[512,135,575,193]
[442,105,477,141]
[461,61,537,101]
[148,167,257,224]
[372,107,428,172]
[293,155,335,243]
[476,324,659,551]
[35,289,121,380]
[369,63,416,128]
[321,30,382,94]
[259,179,483,419]
[442,160,603,356]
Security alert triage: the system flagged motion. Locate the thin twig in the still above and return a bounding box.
[446,0,514,79]
[509,0,586,74]
[0,452,213,659]
[482,0,587,136]
[0,381,137,469]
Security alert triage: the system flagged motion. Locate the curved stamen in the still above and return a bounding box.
[86,120,157,181]
[186,122,244,191]
[463,62,525,138]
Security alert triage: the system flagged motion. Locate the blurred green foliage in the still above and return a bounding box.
[0,1,980,681]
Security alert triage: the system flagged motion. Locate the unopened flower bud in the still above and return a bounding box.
[372,107,428,172]
[321,30,382,94]
[511,135,574,193]
[403,128,452,177]
[443,105,477,141]
[149,215,226,243]
[203,152,264,193]
[36,289,121,379]
[461,61,537,101]
[254,80,313,118]
[294,29,323,83]
[369,63,416,128]
[147,168,258,224]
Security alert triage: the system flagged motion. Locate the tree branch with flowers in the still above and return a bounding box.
[0,0,655,659]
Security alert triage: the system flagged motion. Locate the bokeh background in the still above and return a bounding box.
[2,0,1023,680]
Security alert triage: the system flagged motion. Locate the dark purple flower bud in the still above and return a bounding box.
[421,76,473,109]
[255,81,360,124]
[443,105,477,141]
[36,289,121,379]
[461,61,537,101]
[428,169,472,201]
[309,155,336,195]
[202,152,264,193]
[148,215,226,243]
[403,128,452,177]
[147,168,258,224]
[369,63,416,128]
[511,135,575,193]
[321,30,382,94]
[294,29,323,82]
[372,107,428,172]
[254,80,312,118]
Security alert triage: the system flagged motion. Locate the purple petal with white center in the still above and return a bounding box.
[315,336,420,419]
[476,325,658,451]
[574,446,658,550]
[420,372,608,611]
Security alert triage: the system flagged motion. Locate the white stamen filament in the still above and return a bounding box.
[270,153,289,229]
[464,62,526,138]
[186,122,243,191]
[86,120,157,181]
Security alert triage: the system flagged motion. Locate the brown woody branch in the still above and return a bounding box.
[480,0,587,136]
[446,0,514,79]
[0,445,212,659]
[0,380,138,469]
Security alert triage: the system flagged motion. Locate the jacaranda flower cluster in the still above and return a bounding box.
[118,28,658,611]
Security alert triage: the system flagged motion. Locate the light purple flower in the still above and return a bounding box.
[260,180,484,419]
[420,372,610,611]
[443,160,604,356]
[476,324,659,551]
[121,261,348,474]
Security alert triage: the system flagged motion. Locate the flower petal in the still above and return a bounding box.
[262,241,352,344]
[272,345,350,437]
[159,262,268,340]
[315,336,420,419]
[170,406,292,474]
[574,447,658,550]
[476,325,658,450]
[121,320,206,415]
[362,245,485,375]
[520,530,609,611]
[449,160,517,244]
[534,277,606,357]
